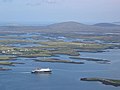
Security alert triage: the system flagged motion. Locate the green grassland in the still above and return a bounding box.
[0,55,16,61]
[0,41,115,58]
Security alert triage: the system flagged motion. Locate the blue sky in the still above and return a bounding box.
[0,0,120,24]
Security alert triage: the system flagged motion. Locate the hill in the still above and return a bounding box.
[0,21,120,33]
[46,21,101,33]
[94,23,120,27]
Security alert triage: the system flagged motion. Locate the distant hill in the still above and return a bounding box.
[46,21,99,33]
[40,21,120,33]
[93,23,120,27]
[48,21,85,27]
[47,21,86,29]
[113,22,120,25]
[0,21,120,33]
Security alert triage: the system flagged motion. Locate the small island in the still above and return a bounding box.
[80,78,120,87]
[0,67,11,71]
[0,55,16,61]
[0,61,24,66]
[69,56,110,64]
[35,58,84,64]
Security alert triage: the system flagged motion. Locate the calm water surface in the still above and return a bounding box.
[0,49,120,90]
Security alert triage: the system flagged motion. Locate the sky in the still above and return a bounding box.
[0,0,120,24]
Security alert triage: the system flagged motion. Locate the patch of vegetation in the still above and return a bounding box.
[0,62,14,66]
[0,39,33,45]
[0,41,116,58]
[39,41,113,50]
[0,55,16,61]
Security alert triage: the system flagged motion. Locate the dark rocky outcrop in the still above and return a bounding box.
[81,78,120,87]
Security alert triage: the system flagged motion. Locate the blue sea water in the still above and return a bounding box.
[0,49,120,90]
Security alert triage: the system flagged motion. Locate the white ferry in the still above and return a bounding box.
[31,68,52,73]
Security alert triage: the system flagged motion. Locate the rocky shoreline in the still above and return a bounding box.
[0,67,11,71]
[81,78,120,87]
[35,58,84,64]
[70,57,110,64]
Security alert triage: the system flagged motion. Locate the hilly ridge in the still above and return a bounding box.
[0,21,120,33]
[94,23,120,27]
[45,21,101,33]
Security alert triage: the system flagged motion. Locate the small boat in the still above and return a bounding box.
[31,68,52,74]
